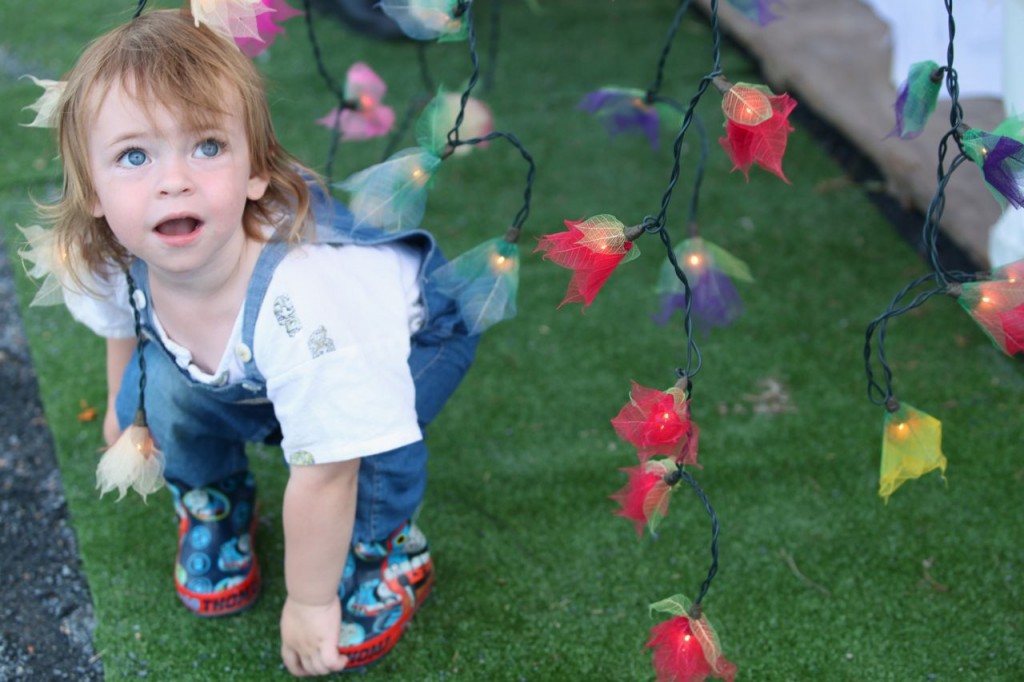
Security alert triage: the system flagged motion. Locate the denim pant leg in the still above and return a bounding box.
[352,331,478,543]
[115,339,279,489]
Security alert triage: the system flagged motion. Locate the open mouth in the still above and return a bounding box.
[155,217,201,237]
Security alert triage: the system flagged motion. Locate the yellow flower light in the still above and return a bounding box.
[879,400,947,503]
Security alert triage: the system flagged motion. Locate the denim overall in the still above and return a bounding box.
[115,195,478,544]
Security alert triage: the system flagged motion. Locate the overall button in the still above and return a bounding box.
[132,289,147,310]
[235,343,253,363]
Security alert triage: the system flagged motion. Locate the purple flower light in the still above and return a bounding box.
[728,0,783,26]
[980,136,1024,209]
[579,88,660,149]
[889,60,942,140]
[962,127,1024,209]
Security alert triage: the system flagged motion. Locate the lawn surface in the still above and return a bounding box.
[1,0,1022,680]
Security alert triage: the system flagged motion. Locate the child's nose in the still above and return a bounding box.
[157,156,194,196]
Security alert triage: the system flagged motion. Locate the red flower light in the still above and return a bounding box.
[647,616,737,682]
[718,91,797,183]
[611,381,699,465]
[534,215,638,308]
[996,302,1024,354]
[955,258,1024,356]
[610,461,675,537]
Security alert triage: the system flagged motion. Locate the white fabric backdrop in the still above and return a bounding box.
[860,0,1003,100]
[862,0,1024,266]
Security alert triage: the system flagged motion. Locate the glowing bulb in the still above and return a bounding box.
[358,93,375,110]
[489,252,514,273]
[688,254,701,266]
[891,421,911,440]
[722,85,772,126]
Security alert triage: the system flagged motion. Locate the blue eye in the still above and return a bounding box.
[120,148,147,167]
[196,139,222,158]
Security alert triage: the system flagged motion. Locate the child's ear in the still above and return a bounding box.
[247,173,270,202]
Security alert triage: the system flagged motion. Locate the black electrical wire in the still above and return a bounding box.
[863,0,988,406]
[123,268,149,423]
[443,0,535,234]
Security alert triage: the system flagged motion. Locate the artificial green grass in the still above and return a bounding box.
[2,0,1023,679]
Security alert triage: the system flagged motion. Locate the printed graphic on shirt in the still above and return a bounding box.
[289,450,315,465]
[307,325,336,358]
[272,294,302,337]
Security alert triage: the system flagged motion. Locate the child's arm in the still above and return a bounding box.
[279,458,360,676]
[103,337,136,446]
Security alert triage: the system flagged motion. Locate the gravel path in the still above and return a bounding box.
[0,234,103,681]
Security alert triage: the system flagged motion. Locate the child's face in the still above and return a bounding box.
[86,79,269,279]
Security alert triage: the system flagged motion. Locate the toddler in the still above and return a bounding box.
[29,8,476,676]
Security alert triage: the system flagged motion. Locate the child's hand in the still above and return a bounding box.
[102,407,122,447]
[280,595,348,677]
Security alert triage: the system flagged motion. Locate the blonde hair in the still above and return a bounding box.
[41,8,319,287]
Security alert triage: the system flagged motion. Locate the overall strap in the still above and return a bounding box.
[128,258,153,330]
[239,239,291,383]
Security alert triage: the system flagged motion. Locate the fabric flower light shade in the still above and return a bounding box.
[956,258,1024,355]
[647,595,737,682]
[233,0,302,57]
[879,400,947,503]
[889,60,942,140]
[726,0,782,26]
[960,119,1024,209]
[337,148,440,230]
[535,215,641,308]
[654,237,753,329]
[336,92,454,230]
[316,63,395,141]
[96,410,165,502]
[717,82,796,183]
[17,224,72,306]
[378,0,468,42]
[437,92,494,155]
[416,88,494,156]
[21,76,66,128]
[578,87,668,149]
[428,235,519,334]
[611,380,698,465]
[610,459,678,537]
[191,0,270,42]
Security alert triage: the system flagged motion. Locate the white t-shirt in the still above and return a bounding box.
[64,240,426,465]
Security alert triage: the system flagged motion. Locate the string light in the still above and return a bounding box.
[716,79,772,126]
[567,2,752,677]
